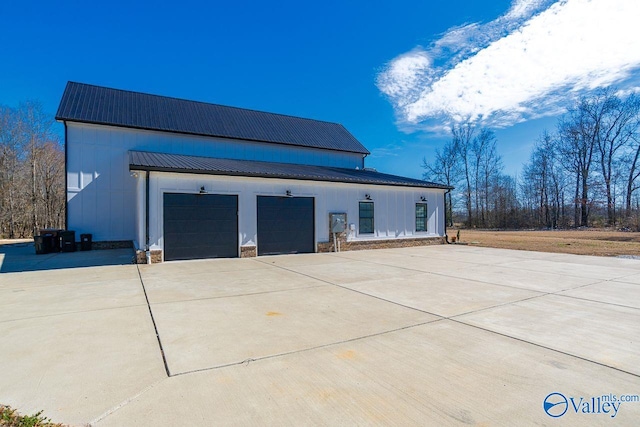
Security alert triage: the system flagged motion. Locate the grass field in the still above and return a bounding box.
[451,229,640,257]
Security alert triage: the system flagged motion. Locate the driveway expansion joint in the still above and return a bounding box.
[150,283,328,306]
[449,318,640,379]
[0,303,149,324]
[136,265,171,377]
[170,318,446,377]
[254,258,443,318]
[88,378,166,426]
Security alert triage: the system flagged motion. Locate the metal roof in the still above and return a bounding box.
[56,82,370,155]
[129,151,452,190]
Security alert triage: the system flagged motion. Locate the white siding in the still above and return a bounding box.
[66,122,365,241]
[143,172,445,257]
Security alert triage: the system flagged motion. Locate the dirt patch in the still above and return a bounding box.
[452,229,640,257]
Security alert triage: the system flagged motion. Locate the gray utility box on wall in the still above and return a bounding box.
[330,213,347,233]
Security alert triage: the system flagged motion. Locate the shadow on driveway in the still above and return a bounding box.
[0,241,135,273]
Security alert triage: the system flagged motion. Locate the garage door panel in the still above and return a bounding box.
[257,196,314,256]
[164,193,238,261]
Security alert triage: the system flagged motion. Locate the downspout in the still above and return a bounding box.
[64,122,68,230]
[145,171,151,263]
[444,188,451,244]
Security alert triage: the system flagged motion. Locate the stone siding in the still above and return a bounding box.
[317,236,445,252]
[135,249,163,264]
[317,213,445,253]
[241,246,257,258]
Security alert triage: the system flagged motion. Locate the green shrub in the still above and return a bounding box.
[0,405,65,427]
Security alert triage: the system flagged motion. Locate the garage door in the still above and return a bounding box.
[257,196,314,256]
[163,193,238,261]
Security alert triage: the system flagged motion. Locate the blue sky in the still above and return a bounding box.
[1,0,639,179]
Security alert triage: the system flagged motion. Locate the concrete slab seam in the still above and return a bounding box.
[481,263,637,281]
[330,252,606,294]
[611,278,640,286]
[539,277,640,311]
[323,252,479,269]
[449,318,640,379]
[150,283,328,306]
[553,293,640,311]
[171,318,446,377]
[375,249,637,281]
[446,277,625,319]
[0,302,149,324]
[442,294,549,319]
[254,259,445,318]
[136,264,171,377]
[87,378,165,426]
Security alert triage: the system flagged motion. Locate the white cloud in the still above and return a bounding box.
[378,0,640,129]
[368,143,404,158]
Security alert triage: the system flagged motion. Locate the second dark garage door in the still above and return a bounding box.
[257,196,314,256]
[164,193,238,261]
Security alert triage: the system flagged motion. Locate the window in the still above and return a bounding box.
[359,202,374,234]
[416,203,427,232]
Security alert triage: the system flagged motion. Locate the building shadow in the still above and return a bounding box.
[0,241,135,273]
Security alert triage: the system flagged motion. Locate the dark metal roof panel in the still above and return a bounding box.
[56,82,370,155]
[128,151,452,190]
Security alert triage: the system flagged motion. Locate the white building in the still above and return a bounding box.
[56,82,450,262]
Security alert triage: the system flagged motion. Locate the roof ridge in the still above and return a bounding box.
[65,81,346,127]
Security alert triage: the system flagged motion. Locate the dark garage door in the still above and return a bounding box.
[164,193,238,261]
[257,196,314,256]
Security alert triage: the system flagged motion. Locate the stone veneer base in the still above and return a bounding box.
[317,236,445,253]
[240,246,257,258]
[132,235,445,263]
[75,240,133,251]
[135,249,163,264]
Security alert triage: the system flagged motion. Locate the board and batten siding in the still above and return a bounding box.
[142,172,445,256]
[66,122,365,242]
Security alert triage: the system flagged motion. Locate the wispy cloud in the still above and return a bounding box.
[377,0,640,129]
[368,143,404,158]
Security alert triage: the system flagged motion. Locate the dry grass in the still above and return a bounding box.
[451,229,640,257]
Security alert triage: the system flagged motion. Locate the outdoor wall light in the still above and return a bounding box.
[285,190,292,197]
[365,194,372,200]
[420,196,426,201]
[130,171,139,178]
[199,186,207,194]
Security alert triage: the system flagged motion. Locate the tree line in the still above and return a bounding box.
[424,88,640,230]
[0,101,64,238]
[2,90,639,239]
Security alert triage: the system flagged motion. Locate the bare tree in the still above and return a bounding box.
[422,139,460,227]
[492,174,519,229]
[433,92,639,230]
[594,91,640,225]
[627,132,640,217]
[0,106,23,238]
[37,141,65,228]
[557,94,606,227]
[451,123,476,226]
[522,131,557,227]
[473,128,500,227]
[436,124,504,228]
[0,102,63,238]
[18,101,57,235]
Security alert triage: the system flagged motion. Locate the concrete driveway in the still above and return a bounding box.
[1,245,639,425]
